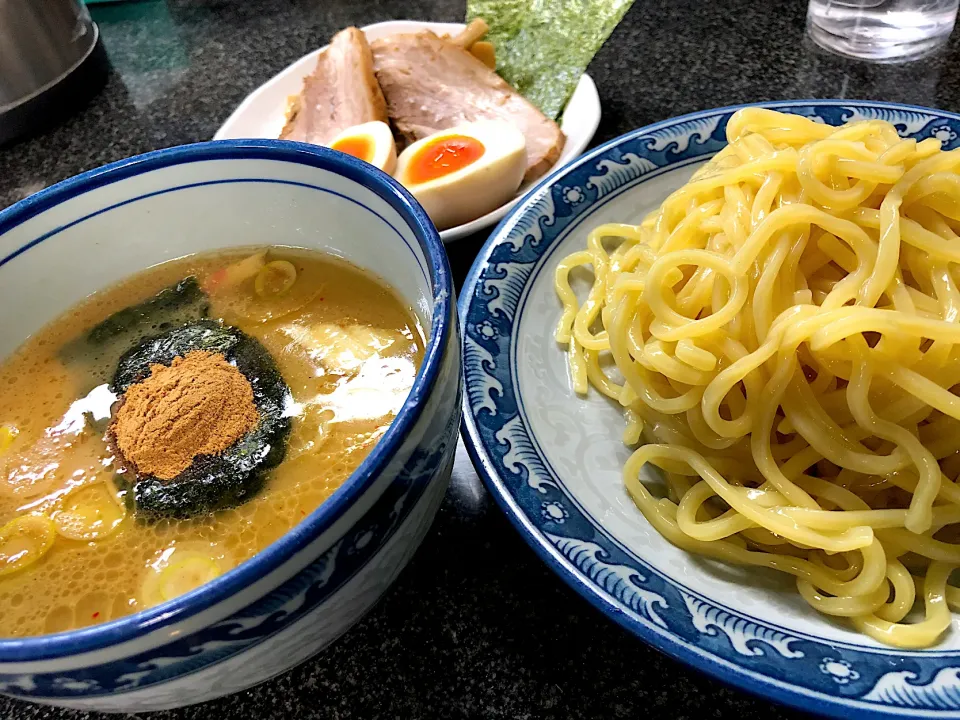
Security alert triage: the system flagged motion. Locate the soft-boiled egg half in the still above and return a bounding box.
[328,120,397,175]
[394,120,526,230]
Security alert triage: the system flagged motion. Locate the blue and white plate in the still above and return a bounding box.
[459,100,960,718]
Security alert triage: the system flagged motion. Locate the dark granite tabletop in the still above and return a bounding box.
[3,0,960,717]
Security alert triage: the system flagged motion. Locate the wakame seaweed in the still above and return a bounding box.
[88,277,209,346]
[112,319,292,522]
[59,277,211,388]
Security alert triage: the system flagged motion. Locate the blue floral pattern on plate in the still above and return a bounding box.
[459,101,960,718]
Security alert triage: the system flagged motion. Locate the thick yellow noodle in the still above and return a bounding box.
[555,107,960,648]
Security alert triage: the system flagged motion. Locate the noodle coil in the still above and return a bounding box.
[555,108,960,648]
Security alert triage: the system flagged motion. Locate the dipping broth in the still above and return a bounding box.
[0,248,424,637]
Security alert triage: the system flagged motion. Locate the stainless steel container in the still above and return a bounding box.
[0,0,109,144]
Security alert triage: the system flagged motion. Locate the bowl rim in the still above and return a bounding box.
[458,99,960,720]
[0,139,453,661]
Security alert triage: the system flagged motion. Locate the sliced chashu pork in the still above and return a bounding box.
[280,27,387,146]
[371,31,565,184]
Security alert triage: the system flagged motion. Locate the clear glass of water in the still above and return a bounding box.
[807,0,959,61]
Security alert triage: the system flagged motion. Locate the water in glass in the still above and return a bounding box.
[807,0,959,61]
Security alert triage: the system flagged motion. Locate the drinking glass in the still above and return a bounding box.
[807,0,959,61]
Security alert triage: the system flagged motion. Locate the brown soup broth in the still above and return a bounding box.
[0,247,425,637]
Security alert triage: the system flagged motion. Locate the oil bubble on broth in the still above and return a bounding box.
[0,248,424,637]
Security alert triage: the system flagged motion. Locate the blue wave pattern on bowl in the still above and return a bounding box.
[0,410,459,699]
[460,101,960,718]
[0,140,462,710]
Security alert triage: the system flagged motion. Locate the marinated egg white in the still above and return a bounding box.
[394,120,526,230]
[328,120,397,174]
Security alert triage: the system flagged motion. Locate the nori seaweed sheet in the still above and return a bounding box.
[466,0,636,119]
[112,319,291,522]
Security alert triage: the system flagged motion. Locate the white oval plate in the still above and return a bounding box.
[460,100,960,718]
[214,20,601,243]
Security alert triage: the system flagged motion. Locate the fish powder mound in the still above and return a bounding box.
[111,351,259,480]
[109,319,292,521]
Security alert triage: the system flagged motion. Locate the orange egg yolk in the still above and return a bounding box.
[406,135,485,184]
[331,136,374,164]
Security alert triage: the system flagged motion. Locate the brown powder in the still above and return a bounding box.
[110,351,259,480]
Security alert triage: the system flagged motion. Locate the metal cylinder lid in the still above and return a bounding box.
[0,0,109,145]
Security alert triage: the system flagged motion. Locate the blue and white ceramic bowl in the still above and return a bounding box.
[0,140,461,711]
[460,100,960,719]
